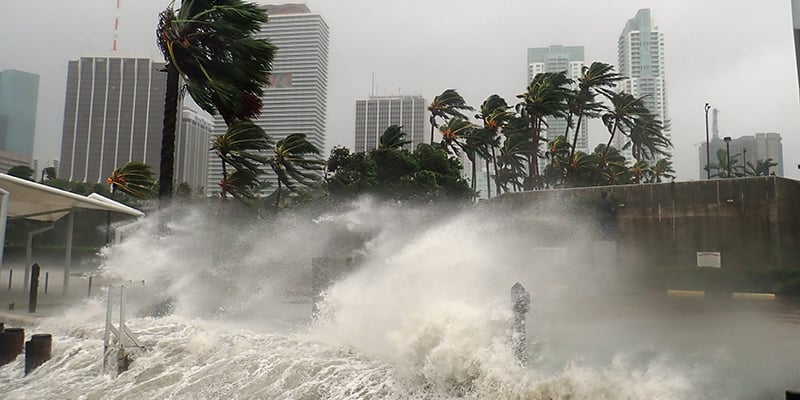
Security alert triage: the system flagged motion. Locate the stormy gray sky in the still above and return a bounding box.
[1,0,798,180]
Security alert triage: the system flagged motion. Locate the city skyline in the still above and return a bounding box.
[1,1,798,182]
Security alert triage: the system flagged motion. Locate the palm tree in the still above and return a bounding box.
[649,158,675,183]
[270,133,323,209]
[568,62,624,158]
[378,125,411,150]
[107,162,156,199]
[624,115,671,163]
[476,94,514,197]
[437,117,474,155]
[428,89,473,144]
[593,144,630,186]
[156,0,276,204]
[629,160,651,184]
[106,162,155,243]
[517,71,572,185]
[600,92,649,162]
[211,120,272,199]
[745,158,778,176]
[495,130,533,193]
[706,148,739,178]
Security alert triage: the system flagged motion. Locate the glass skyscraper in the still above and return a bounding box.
[0,69,39,160]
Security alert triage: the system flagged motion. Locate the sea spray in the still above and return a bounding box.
[3,198,795,399]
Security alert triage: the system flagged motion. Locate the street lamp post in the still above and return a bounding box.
[724,136,732,178]
[705,103,712,179]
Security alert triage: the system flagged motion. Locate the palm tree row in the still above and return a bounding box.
[427,61,676,198]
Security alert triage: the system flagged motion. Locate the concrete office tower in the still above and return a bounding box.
[207,3,329,194]
[616,9,669,162]
[527,46,588,154]
[59,57,166,183]
[176,108,212,195]
[354,95,426,152]
[0,69,39,161]
[698,132,784,178]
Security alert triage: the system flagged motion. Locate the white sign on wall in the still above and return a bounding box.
[697,252,722,268]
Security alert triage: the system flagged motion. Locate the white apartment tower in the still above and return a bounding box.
[616,9,669,162]
[354,95,426,152]
[207,3,329,195]
[176,108,212,194]
[527,45,587,173]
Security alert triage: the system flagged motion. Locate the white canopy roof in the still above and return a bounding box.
[0,173,145,222]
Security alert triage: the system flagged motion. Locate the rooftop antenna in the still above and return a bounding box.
[112,0,121,52]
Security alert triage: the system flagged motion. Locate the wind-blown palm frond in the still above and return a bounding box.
[428,89,473,144]
[157,0,276,123]
[107,162,155,199]
[517,71,573,181]
[568,62,624,157]
[270,133,324,208]
[378,125,412,150]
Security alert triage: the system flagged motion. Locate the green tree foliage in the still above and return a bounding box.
[7,165,34,181]
[269,133,323,209]
[325,144,471,203]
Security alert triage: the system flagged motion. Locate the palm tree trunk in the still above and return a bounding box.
[563,112,573,148]
[158,62,179,208]
[275,179,282,211]
[471,155,477,196]
[485,155,491,199]
[429,115,436,144]
[569,114,584,158]
[491,146,500,196]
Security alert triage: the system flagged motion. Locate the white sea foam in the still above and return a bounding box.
[1,198,795,399]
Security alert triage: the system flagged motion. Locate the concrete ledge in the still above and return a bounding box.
[667,289,705,298]
[732,292,776,300]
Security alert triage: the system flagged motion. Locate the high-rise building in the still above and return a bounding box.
[698,132,784,178]
[527,45,588,157]
[176,108,212,194]
[207,3,329,194]
[616,9,669,162]
[58,57,166,183]
[354,95,426,152]
[0,69,39,161]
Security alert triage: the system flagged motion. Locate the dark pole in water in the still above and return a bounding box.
[24,333,52,375]
[7,269,11,290]
[0,327,25,366]
[510,282,530,365]
[28,263,40,313]
[44,272,48,294]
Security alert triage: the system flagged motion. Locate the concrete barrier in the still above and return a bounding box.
[667,289,705,298]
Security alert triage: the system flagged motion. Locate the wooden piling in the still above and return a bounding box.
[28,263,40,313]
[0,327,25,366]
[24,334,52,375]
